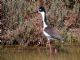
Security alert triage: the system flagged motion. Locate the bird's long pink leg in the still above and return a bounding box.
[47,40,52,54]
[47,40,58,54]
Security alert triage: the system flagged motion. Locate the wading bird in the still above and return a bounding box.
[37,6,64,54]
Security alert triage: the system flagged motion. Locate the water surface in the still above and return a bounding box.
[0,46,80,60]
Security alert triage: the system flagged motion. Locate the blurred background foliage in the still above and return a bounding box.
[0,0,80,46]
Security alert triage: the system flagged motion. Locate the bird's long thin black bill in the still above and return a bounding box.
[30,11,38,14]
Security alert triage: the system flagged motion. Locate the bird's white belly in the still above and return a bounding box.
[43,31,50,36]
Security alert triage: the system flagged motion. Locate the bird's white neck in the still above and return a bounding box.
[40,12,48,29]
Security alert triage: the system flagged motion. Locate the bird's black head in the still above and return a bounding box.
[39,6,46,12]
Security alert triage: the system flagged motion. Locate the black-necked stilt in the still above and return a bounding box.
[38,6,64,53]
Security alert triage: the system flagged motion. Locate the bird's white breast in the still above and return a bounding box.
[43,31,50,37]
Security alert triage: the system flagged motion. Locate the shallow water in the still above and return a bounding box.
[0,46,80,60]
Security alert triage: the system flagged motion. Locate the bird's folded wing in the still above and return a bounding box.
[44,27,63,40]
